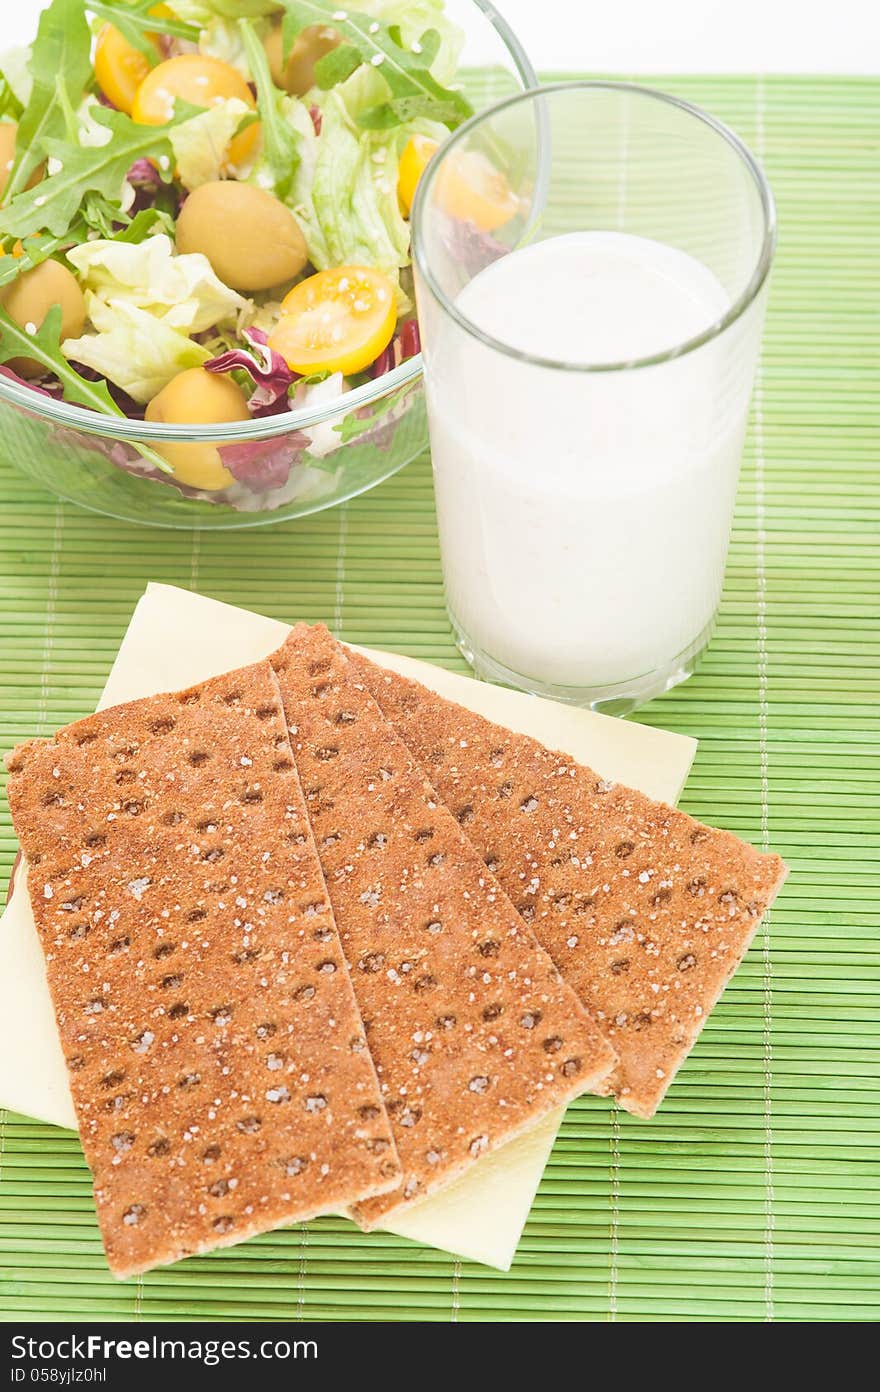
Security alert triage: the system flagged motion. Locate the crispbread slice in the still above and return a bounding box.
[271,625,617,1229]
[5,661,400,1277]
[347,650,789,1119]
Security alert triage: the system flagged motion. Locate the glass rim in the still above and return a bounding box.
[0,0,538,444]
[411,79,778,375]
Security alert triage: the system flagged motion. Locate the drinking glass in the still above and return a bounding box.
[412,82,776,712]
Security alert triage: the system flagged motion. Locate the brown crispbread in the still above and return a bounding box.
[270,625,617,1229]
[347,650,789,1119]
[5,660,400,1277]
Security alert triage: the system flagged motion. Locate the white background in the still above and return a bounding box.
[493,0,879,73]
[3,0,879,71]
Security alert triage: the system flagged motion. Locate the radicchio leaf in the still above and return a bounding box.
[219,431,310,493]
[126,157,160,188]
[445,217,510,279]
[371,318,421,378]
[205,327,297,414]
[0,364,64,399]
[66,361,146,418]
[52,424,143,474]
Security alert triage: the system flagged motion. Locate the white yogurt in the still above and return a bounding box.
[421,230,761,698]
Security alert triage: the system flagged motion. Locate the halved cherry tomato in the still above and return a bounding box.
[436,149,520,232]
[269,266,397,377]
[94,5,171,116]
[132,55,260,172]
[398,134,519,232]
[398,134,439,215]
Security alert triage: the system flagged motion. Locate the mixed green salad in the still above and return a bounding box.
[0,0,518,504]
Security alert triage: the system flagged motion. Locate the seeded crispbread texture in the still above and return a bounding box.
[346,651,789,1119]
[5,661,400,1278]
[270,625,617,1229]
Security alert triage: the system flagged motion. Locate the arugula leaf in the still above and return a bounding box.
[238,19,301,202]
[0,303,124,414]
[313,44,362,90]
[0,230,78,290]
[356,93,468,131]
[0,44,31,123]
[0,303,174,474]
[396,27,441,70]
[280,0,472,131]
[82,190,133,239]
[86,1,201,63]
[3,0,93,206]
[337,380,415,442]
[0,200,175,291]
[0,76,24,123]
[112,204,177,243]
[0,104,184,240]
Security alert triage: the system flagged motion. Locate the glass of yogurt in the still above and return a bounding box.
[412,82,776,712]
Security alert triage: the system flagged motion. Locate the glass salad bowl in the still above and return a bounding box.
[0,0,535,529]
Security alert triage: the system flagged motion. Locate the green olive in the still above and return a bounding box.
[0,120,45,201]
[0,259,87,377]
[0,122,18,201]
[145,367,251,492]
[176,181,309,293]
[264,21,339,96]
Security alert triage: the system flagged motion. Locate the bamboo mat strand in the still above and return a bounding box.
[0,75,877,1322]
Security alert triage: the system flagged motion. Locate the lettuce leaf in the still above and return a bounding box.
[63,300,210,403]
[280,75,446,303]
[310,95,412,293]
[271,96,330,265]
[67,234,248,333]
[170,97,256,188]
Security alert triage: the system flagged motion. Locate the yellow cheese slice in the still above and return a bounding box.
[0,584,696,1270]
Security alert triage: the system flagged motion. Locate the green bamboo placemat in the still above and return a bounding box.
[0,75,877,1323]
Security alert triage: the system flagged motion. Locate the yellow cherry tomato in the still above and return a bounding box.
[9,237,42,258]
[94,6,171,116]
[398,135,519,232]
[145,368,250,492]
[398,134,438,216]
[132,55,260,172]
[269,266,397,377]
[436,149,520,232]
